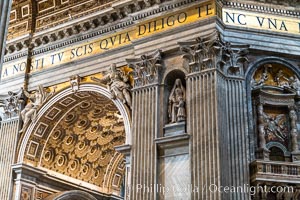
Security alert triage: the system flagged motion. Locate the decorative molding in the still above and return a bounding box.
[220,0,300,17]
[4,0,203,58]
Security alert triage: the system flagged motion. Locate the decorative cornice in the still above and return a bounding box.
[220,0,300,17]
[4,0,202,60]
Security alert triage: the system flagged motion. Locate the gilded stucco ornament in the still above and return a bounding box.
[168,79,186,123]
[91,64,132,109]
[20,85,55,132]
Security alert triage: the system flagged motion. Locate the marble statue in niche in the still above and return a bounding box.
[20,85,54,132]
[289,109,299,152]
[257,104,268,150]
[168,79,186,123]
[92,64,132,109]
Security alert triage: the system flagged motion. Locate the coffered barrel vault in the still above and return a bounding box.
[0,0,300,200]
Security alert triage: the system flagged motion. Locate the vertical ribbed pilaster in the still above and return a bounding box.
[0,119,19,200]
[223,77,250,200]
[187,69,221,200]
[131,86,157,200]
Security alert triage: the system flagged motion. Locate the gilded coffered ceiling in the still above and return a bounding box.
[22,91,126,194]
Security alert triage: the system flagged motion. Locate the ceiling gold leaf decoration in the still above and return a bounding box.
[25,91,127,192]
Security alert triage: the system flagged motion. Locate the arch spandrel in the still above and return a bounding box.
[17,83,131,196]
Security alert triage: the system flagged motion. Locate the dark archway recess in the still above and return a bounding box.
[269,147,285,162]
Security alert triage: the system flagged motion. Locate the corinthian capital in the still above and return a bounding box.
[179,31,250,76]
[0,88,25,120]
[126,49,163,88]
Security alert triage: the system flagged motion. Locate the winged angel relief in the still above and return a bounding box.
[91,64,132,109]
[264,113,287,142]
[20,85,55,132]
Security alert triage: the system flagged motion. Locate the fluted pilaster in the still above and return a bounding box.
[187,69,221,200]
[220,76,250,200]
[130,86,158,200]
[0,118,20,200]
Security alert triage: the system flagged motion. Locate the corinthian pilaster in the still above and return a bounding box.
[179,31,250,200]
[0,88,23,200]
[126,50,162,200]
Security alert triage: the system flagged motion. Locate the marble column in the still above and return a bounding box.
[0,0,12,80]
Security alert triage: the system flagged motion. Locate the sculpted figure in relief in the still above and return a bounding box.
[20,85,54,132]
[288,75,300,95]
[168,79,186,123]
[290,109,299,152]
[257,104,268,150]
[92,64,132,109]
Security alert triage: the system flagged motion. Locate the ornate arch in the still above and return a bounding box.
[44,190,97,200]
[16,83,131,197]
[18,83,131,163]
[245,56,300,87]
[266,142,290,157]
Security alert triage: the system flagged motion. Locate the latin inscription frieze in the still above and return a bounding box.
[2,1,215,79]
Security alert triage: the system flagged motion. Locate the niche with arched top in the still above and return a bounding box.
[163,69,186,136]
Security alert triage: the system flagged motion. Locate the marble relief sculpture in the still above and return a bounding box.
[257,104,268,150]
[290,109,299,152]
[168,79,186,123]
[92,64,132,109]
[20,85,54,132]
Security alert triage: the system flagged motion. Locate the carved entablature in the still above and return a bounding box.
[252,88,296,107]
[0,88,25,120]
[251,64,300,161]
[126,49,162,88]
[5,0,167,56]
[178,31,250,76]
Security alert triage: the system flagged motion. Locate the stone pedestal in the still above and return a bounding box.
[163,121,186,137]
[256,148,270,160]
